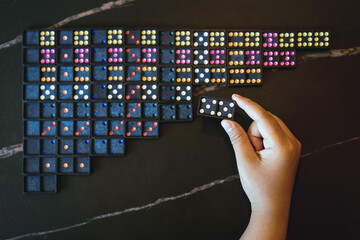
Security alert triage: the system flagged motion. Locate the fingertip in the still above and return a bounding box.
[221,119,233,133]
[232,94,248,108]
[232,93,241,101]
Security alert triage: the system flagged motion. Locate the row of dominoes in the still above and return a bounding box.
[25,66,266,85]
[23,120,158,137]
[24,157,90,175]
[23,84,195,101]
[24,47,295,67]
[24,29,330,49]
[23,101,193,121]
[23,119,159,141]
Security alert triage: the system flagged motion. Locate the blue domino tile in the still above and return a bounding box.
[24,48,39,64]
[40,139,57,155]
[160,85,175,101]
[125,84,141,100]
[159,30,175,46]
[160,104,176,121]
[159,103,193,122]
[24,139,40,155]
[58,48,73,64]
[24,102,40,118]
[92,84,107,100]
[177,104,193,120]
[23,157,40,173]
[40,157,57,173]
[41,121,57,136]
[59,121,74,136]
[59,30,73,45]
[125,102,142,119]
[24,66,40,81]
[40,103,53,118]
[41,175,58,192]
[58,85,73,100]
[75,121,91,136]
[109,138,125,155]
[143,102,158,119]
[59,157,74,174]
[160,67,176,83]
[59,67,73,81]
[24,30,39,46]
[75,103,91,118]
[58,139,74,155]
[75,139,91,155]
[92,29,107,45]
[109,102,124,118]
[142,121,159,137]
[59,103,74,118]
[41,105,55,120]
[24,84,39,100]
[92,102,108,118]
[24,175,41,192]
[125,121,158,138]
[93,120,109,136]
[92,47,107,63]
[93,139,109,155]
[125,121,142,138]
[109,120,125,136]
[74,157,91,174]
[24,174,57,193]
[25,121,40,136]
[92,66,107,81]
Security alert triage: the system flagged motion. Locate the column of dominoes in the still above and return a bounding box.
[227,31,262,86]
[57,30,92,177]
[121,29,159,138]
[158,30,193,122]
[193,30,227,86]
[89,29,126,154]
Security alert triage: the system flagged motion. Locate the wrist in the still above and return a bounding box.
[250,197,292,224]
[241,200,291,240]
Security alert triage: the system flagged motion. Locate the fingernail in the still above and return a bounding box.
[232,94,240,100]
[221,120,233,133]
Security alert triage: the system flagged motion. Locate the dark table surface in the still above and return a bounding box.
[0,0,359,239]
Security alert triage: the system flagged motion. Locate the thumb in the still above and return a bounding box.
[221,120,258,167]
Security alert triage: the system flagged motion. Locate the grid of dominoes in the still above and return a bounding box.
[22,29,330,193]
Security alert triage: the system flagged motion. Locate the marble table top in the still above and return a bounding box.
[0,0,359,239]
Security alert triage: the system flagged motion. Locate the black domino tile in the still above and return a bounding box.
[197,96,235,119]
[296,31,330,50]
[159,103,193,122]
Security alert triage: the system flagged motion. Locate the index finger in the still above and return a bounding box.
[232,94,284,143]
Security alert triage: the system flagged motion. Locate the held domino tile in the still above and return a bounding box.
[197,96,235,119]
[22,28,331,193]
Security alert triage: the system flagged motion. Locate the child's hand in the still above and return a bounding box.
[221,94,301,240]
